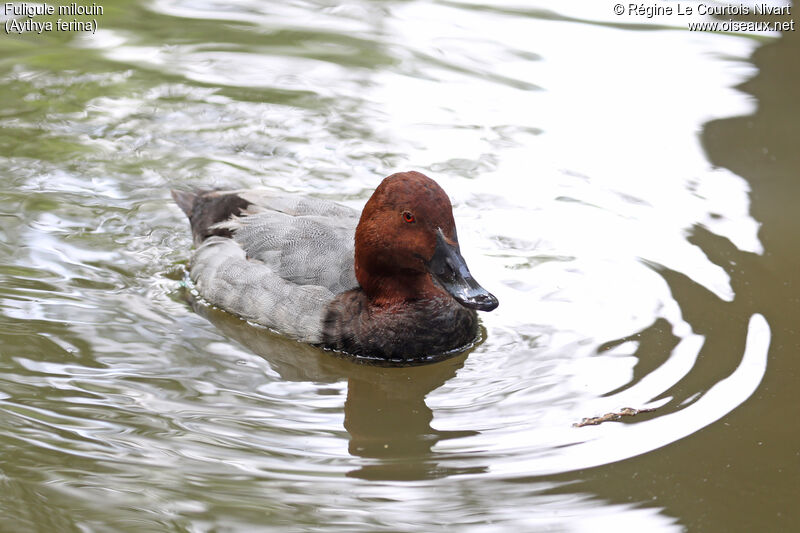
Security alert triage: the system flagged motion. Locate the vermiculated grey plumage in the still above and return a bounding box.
[175,188,359,343]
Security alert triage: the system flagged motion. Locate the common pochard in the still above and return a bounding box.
[172,171,498,360]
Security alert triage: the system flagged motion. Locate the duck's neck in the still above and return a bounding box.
[358,271,444,307]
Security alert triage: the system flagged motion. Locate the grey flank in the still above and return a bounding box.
[188,190,360,343]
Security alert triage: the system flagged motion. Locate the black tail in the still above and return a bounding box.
[171,189,252,245]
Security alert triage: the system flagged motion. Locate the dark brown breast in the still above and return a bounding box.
[321,289,479,360]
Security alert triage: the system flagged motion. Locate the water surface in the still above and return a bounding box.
[1,1,798,531]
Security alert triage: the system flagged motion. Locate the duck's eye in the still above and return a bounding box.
[402,211,416,224]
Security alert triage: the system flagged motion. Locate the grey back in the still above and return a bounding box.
[188,190,360,343]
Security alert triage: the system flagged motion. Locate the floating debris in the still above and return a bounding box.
[573,407,656,427]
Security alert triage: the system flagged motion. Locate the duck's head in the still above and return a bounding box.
[354,171,498,311]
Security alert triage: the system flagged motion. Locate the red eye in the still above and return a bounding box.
[402,211,416,223]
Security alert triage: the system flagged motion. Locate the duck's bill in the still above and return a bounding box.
[428,229,499,312]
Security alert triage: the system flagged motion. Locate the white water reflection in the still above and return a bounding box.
[486,313,770,476]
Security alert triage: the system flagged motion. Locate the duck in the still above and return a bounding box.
[172,171,498,360]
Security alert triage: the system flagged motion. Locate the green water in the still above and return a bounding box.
[1,1,798,531]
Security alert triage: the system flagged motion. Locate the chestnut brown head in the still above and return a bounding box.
[354,171,498,311]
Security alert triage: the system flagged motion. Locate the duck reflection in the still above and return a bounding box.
[188,298,486,480]
[342,358,483,480]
